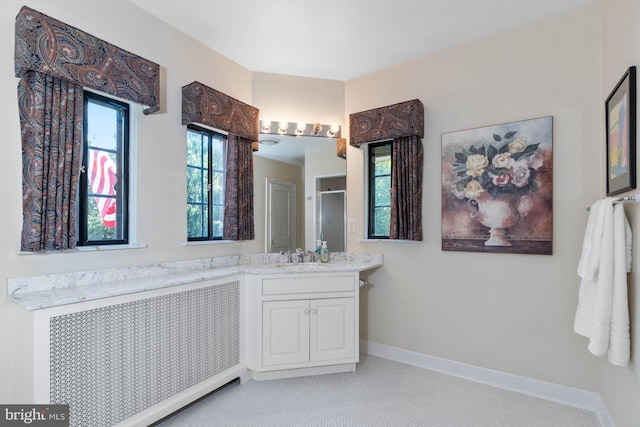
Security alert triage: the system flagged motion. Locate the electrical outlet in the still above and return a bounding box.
[348,218,356,233]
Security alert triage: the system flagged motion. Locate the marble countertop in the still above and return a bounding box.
[7,252,383,311]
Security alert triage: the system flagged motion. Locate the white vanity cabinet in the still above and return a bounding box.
[246,271,359,380]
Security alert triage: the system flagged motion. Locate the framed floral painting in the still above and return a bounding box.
[441,116,553,255]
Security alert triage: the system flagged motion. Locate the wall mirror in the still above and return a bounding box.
[254,134,346,254]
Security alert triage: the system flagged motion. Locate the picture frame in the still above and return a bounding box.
[606,66,636,196]
[441,116,553,255]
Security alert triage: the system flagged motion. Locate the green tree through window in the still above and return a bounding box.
[368,142,392,238]
[187,126,225,240]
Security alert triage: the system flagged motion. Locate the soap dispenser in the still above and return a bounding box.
[320,241,329,263]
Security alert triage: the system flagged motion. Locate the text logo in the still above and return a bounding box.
[0,405,68,427]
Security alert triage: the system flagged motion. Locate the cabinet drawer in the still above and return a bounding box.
[263,275,355,295]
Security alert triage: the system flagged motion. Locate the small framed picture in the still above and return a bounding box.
[606,66,636,196]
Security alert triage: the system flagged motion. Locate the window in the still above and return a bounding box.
[186,125,226,240]
[368,141,392,239]
[79,91,129,246]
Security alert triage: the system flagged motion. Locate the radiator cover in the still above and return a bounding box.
[48,280,240,427]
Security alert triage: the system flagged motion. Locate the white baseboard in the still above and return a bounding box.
[116,365,249,427]
[361,340,614,427]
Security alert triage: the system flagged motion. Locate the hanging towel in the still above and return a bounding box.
[608,203,631,366]
[574,198,632,366]
[576,200,605,281]
[574,199,611,338]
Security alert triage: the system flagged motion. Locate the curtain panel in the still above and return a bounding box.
[390,135,423,240]
[182,82,259,142]
[15,6,161,251]
[224,134,255,241]
[15,6,160,114]
[19,71,83,251]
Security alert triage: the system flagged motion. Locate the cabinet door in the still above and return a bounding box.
[310,298,355,362]
[263,300,310,366]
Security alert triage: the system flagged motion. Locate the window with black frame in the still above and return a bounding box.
[79,91,129,246]
[368,141,392,239]
[186,125,226,240]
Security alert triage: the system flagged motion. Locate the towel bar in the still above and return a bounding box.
[586,195,639,211]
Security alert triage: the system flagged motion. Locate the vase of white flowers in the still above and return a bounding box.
[451,132,543,246]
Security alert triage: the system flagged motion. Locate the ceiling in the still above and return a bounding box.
[129,0,596,81]
[129,0,597,165]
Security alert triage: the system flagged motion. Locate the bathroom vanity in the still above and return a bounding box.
[7,252,381,426]
[245,271,359,380]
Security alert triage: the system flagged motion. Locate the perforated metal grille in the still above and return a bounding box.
[49,281,240,427]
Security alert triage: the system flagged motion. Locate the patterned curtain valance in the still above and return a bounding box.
[15,6,160,115]
[182,81,259,142]
[349,99,424,147]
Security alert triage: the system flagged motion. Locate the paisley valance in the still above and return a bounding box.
[15,6,160,114]
[349,99,424,147]
[182,81,259,142]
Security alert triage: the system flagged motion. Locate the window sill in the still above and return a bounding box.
[18,243,148,255]
[183,240,238,246]
[358,239,422,244]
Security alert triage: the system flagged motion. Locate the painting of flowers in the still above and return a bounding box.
[441,116,553,254]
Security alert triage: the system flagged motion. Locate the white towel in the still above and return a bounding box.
[608,204,631,366]
[574,198,632,366]
[576,200,605,281]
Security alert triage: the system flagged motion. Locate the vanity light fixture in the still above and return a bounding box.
[259,119,341,138]
[327,124,341,137]
[278,121,289,134]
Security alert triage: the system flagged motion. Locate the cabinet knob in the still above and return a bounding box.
[304,309,310,315]
[311,309,317,315]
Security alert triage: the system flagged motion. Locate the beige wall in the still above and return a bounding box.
[0,0,261,402]
[346,2,604,393]
[1,1,639,425]
[347,3,640,425]
[252,72,344,126]
[598,1,640,425]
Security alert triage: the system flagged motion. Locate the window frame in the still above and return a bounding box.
[367,140,393,239]
[78,90,130,246]
[186,124,227,241]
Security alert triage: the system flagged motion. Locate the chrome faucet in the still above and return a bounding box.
[295,248,304,263]
[280,250,293,263]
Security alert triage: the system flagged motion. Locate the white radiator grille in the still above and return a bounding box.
[49,280,240,427]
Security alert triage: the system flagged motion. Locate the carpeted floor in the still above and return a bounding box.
[155,354,601,426]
